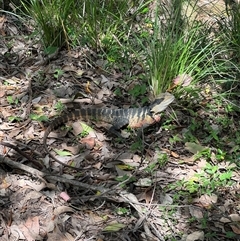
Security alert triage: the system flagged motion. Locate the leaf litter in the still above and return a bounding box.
[0,3,240,241]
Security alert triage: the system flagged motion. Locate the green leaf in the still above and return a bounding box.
[30,114,48,122]
[54,149,72,156]
[80,122,94,133]
[8,116,21,122]
[103,223,126,232]
[7,96,13,104]
[185,142,207,154]
[219,171,232,181]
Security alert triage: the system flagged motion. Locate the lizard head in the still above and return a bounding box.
[150,92,174,114]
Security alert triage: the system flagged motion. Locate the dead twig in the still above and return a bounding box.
[0,141,43,169]
[0,154,110,193]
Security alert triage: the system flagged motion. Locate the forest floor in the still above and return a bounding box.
[0,1,240,240]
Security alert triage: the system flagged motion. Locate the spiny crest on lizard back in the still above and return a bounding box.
[150,92,174,114]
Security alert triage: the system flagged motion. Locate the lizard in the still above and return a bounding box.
[43,92,174,168]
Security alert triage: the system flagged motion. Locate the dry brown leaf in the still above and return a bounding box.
[9,129,22,139]
[24,216,40,237]
[62,143,81,155]
[230,224,240,234]
[54,206,74,216]
[220,217,231,223]
[10,225,26,240]
[173,73,193,87]
[24,180,47,191]
[193,194,218,209]
[24,125,35,139]
[170,150,179,158]
[45,219,55,232]
[81,137,96,149]
[93,161,102,169]
[229,214,240,222]
[186,231,204,241]
[101,145,111,159]
[0,89,5,98]
[197,159,207,168]
[64,232,75,241]
[181,156,195,163]
[145,189,154,204]
[0,16,6,36]
[47,225,69,240]
[22,190,43,204]
[189,206,203,219]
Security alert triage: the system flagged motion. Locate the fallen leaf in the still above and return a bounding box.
[62,143,80,155]
[189,206,203,219]
[185,142,207,154]
[115,165,131,177]
[18,217,41,241]
[134,178,152,187]
[186,231,204,241]
[230,223,240,234]
[193,194,218,209]
[22,190,42,204]
[103,222,126,232]
[24,216,40,237]
[10,225,25,240]
[54,149,72,156]
[54,206,74,216]
[93,162,102,169]
[170,150,179,158]
[229,214,240,222]
[24,125,35,139]
[160,193,173,205]
[81,137,96,149]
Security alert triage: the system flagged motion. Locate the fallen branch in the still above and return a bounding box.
[0,155,109,193]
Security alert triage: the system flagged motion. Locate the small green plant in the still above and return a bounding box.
[128,84,147,99]
[7,96,19,105]
[157,152,168,168]
[114,88,122,97]
[167,160,234,195]
[78,122,93,138]
[130,138,143,152]
[225,231,236,239]
[8,116,21,122]
[144,153,168,173]
[54,68,64,80]
[144,162,158,173]
[115,207,129,216]
[169,134,182,145]
[115,175,136,188]
[205,231,217,239]
[184,162,233,194]
[54,101,65,113]
[30,113,48,122]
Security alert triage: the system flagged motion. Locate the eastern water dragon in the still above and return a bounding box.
[43,92,174,168]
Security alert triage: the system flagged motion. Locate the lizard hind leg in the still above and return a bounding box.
[109,117,129,138]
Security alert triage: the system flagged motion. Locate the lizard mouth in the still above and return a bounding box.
[150,92,175,114]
